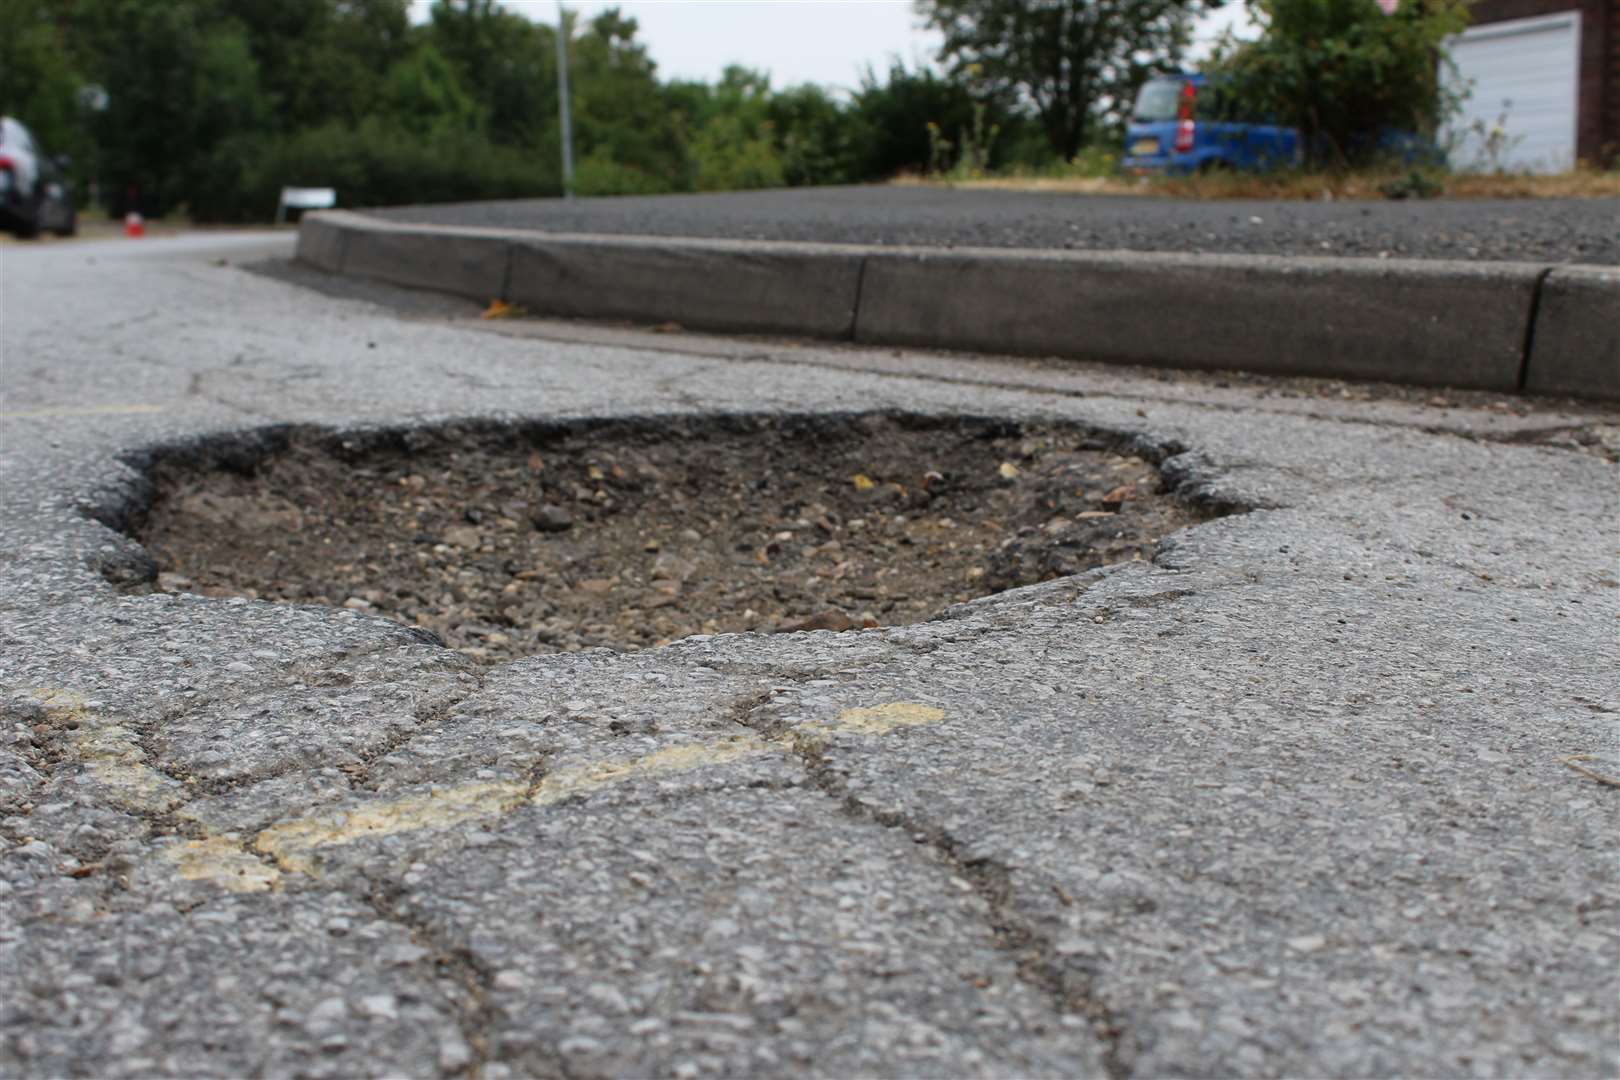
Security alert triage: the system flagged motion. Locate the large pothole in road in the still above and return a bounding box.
[127,414,1211,664]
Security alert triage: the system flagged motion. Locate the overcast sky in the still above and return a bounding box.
[409,1,1255,93]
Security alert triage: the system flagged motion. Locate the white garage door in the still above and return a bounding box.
[1443,11,1580,173]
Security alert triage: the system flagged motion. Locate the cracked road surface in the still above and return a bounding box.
[2,233,1617,1078]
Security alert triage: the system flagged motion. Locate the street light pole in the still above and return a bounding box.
[556,2,575,198]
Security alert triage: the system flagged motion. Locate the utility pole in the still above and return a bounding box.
[556,2,575,198]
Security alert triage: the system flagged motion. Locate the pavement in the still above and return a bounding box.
[376,186,1620,265]
[299,191,1620,399]
[1,231,1618,1079]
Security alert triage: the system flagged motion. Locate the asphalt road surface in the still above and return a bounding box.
[379,185,1620,265]
[1,233,1616,1079]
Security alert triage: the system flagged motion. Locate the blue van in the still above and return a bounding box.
[1122,73,1301,174]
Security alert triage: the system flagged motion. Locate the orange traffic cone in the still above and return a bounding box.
[124,211,144,238]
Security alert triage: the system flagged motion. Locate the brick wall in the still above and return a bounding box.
[1465,0,1617,166]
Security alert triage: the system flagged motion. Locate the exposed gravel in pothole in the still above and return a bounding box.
[128,415,1211,664]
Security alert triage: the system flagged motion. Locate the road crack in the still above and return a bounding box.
[729,694,1135,1079]
[362,877,500,1080]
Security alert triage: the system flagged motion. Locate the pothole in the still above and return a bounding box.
[124,414,1214,663]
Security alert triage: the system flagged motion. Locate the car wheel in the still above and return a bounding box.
[51,206,76,238]
[13,197,41,239]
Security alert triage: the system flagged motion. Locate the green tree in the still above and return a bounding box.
[0,0,88,167]
[385,42,478,137]
[427,0,555,146]
[85,0,269,215]
[220,0,409,132]
[570,9,685,184]
[1208,0,1469,166]
[916,0,1210,161]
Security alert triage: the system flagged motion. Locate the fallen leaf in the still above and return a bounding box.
[481,299,513,319]
[652,321,684,333]
[777,610,854,633]
[852,474,876,492]
[998,462,1020,480]
[1102,484,1137,503]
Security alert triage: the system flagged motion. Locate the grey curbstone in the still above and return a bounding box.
[294,212,348,273]
[1523,265,1620,401]
[504,233,864,337]
[296,211,1618,398]
[306,211,511,302]
[854,248,1542,391]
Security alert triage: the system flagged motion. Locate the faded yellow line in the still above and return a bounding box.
[531,735,772,806]
[172,702,946,888]
[167,836,281,893]
[822,702,945,736]
[256,780,529,875]
[1,404,165,419]
[25,688,186,815]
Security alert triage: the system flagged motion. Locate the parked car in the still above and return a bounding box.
[0,116,76,239]
[1122,74,1300,175]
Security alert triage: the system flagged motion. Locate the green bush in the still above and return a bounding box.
[688,114,784,192]
[851,61,984,178]
[186,120,558,222]
[767,84,860,186]
[573,150,675,197]
[1208,0,1471,168]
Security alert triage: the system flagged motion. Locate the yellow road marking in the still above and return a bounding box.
[532,735,771,806]
[25,689,185,814]
[828,702,947,736]
[161,702,945,889]
[1,404,165,419]
[167,836,281,893]
[256,780,529,874]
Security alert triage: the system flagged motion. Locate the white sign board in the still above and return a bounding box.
[276,187,337,224]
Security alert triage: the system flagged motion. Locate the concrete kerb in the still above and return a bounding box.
[856,248,1541,392]
[503,232,864,337]
[296,210,1619,400]
[1522,265,1620,400]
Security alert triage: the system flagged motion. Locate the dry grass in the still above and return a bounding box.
[900,167,1620,201]
[1443,171,1620,198]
